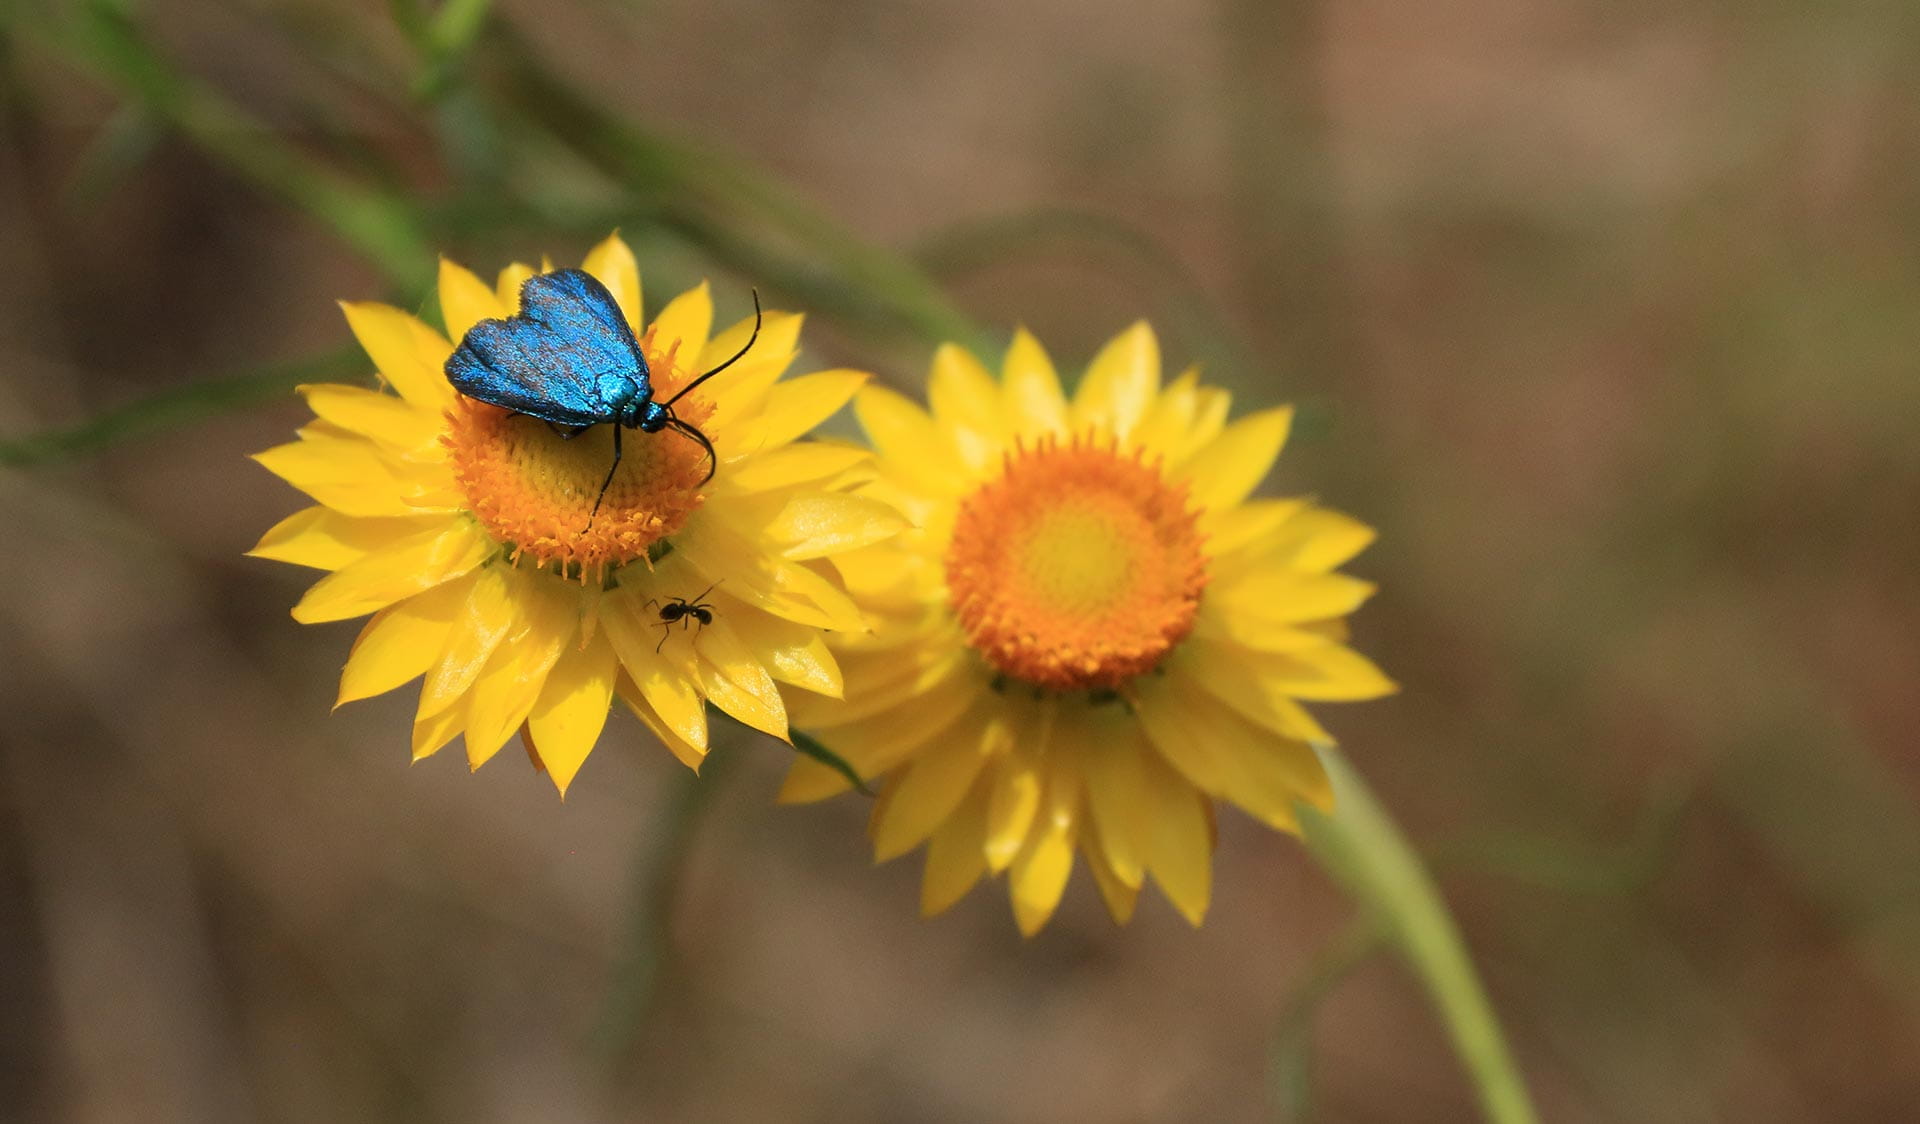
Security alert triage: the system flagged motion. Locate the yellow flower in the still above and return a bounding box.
[784,324,1396,933]
[250,233,902,795]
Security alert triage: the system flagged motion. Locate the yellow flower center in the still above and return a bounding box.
[444,333,714,582]
[945,434,1207,691]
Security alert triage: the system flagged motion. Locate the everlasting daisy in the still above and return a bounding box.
[784,325,1396,933]
[250,234,901,794]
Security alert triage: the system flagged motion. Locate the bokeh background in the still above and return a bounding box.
[4,0,1920,1120]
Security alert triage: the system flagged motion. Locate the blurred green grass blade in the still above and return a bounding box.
[1301,746,1541,1124]
[1718,724,1920,1010]
[1268,916,1386,1122]
[17,0,435,292]
[0,347,364,467]
[413,0,494,100]
[486,30,988,354]
[790,730,873,797]
[1429,776,1696,895]
[62,102,163,204]
[427,0,492,60]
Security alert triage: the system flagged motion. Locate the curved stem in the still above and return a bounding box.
[1299,746,1540,1124]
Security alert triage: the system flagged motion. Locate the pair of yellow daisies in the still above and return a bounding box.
[251,233,1395,935]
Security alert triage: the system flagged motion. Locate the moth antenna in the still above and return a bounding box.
[661,289,760,409]
[665,418,718,484]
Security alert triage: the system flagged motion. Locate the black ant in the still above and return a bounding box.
[646,584,717,652]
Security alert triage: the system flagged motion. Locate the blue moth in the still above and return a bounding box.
[445,268,760,521]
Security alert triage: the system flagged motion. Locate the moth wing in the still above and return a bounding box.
[445,320,606,425]
[517,269,649,398]
[444,270,645,425]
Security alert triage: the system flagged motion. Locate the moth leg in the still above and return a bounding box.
[585,425,622,529]
[544,421,593,440]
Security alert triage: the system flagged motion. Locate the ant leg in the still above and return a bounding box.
[654,620,672,653]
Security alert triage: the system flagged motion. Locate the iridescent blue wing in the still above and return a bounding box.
[444,269,647,426]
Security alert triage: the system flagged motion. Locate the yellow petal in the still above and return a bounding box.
[694,616,787,741]
[338,301,454,411]
[779,666,977,802]
[410,699,465,762]
[438,257,504,340]
[714,442,872,495]
[1174,385,1233,464]
[248,507,443,571]
[787,646,966,730]
[717,601,842,698]
[871,705,1006,861]
[1128,675,1233,795]
[1253,644,1399,702]
[1214,571,1377,625]
[336,574,473,707]
[602,592,708,755]
[252,435,439,518]
[1071,321,1160,439]
[291,521,493,623]
[495,262,536,308]
[1133,366,1199,461]
[464,580,576,769]
[737,369,869,450]
[927,343,1006,471]
[853,386,966,497]
[764,491,907,561]
[1179,637,1337,744]
[649,282,712,377]
[618,681,707,771]
[1081,833,1140,925]
[1010,817,1075,937]
[1001,328,1069,438]
[921,777,992,917]
[1190,594,1356,653]
[581,232,642,334]
[1134,671,1328,828]
[1076,724,1149,889]
[672,515,864,633]
[416,565,514,719]
[1260,506,1378,574]
[297,383,440,453]
[692,312,805,433]
[1203,499,1309,561]
[526,632,618,796]
[1144,757,1212,926]
[984,757,1042,874]
[1175,406,1292,515]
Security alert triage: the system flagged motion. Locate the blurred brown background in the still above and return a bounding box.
[4,0,1920,1120]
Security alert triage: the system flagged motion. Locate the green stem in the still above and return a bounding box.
[1299,746,1539,1124]
[591,746,734,1071]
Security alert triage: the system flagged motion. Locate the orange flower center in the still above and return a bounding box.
[444,333,714,582]
[945,435,1207,692]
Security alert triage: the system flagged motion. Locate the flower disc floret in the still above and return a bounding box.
[946,434,1206,690]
